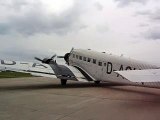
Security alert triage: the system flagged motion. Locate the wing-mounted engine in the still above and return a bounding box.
[34,54,64,64]
[33,48,89,85]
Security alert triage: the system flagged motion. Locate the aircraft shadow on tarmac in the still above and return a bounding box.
[0,82,121,91]
[0,82,160,97]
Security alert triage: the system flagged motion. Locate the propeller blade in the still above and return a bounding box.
[51,54,56,59]
[70,47,74,54]
[34,57,43,62]
[57,56,64,58]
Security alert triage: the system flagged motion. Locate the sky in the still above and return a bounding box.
[0,0,160,65]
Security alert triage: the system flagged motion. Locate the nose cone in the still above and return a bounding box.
[64,53,70,64]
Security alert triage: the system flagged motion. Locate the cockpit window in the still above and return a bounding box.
[98,62,102,66]
[79,56,82,60]
[87,58,91,62]
[76,55,78,59]
[93,59,96,64]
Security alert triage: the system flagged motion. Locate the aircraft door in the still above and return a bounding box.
[95,60,103,80]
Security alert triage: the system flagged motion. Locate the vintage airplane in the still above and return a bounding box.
[0,48,160,88]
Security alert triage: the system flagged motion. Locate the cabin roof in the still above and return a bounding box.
[72,49,157,67]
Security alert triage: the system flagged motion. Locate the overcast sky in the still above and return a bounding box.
[0,0,160,65]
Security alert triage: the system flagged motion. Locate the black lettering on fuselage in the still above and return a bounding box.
[32,63,47,68]
[119,65,124,71]
[107,62,112,74]
[117,65,124,77]
[1,60,16,65]
[125,66,132,70]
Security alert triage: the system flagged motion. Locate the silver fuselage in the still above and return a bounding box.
[69,49,160,88]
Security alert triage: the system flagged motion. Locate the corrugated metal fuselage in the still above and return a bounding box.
[69,49,160,88]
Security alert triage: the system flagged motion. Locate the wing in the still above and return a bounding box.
[0,60,88,82]
[0,60,56,78]
[115,69,160,82]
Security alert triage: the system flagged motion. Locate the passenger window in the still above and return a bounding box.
[98,62,102,66]
[83,57,86,61]
[73,54,75,58]
[79,56,82,60]
[88,58,91,62]
[76,55,78,59]
[93,59,96,64]
[104,63,106,66]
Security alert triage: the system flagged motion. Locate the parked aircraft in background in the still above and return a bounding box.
[0,48,160,88]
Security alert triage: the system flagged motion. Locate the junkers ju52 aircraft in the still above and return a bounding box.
[0,48,160,88]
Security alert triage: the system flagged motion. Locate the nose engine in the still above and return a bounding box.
[64,53,70,64]
[35,48,74,65]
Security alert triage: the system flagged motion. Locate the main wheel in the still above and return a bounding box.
[94,81,100,84]
[61,79,67,85]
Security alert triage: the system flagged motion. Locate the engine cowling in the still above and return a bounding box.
[64,53,70,64]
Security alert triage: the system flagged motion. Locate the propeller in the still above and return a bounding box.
[35,54,57,64]
[34,57,43,62]
[34,48,74,64]
[51,54,57,59]
[57,56,64,58]
[69,47,74,54]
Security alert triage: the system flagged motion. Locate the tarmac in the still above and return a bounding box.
[0,77,160,120]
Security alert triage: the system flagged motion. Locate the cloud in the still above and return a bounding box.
[114,0,149,7]
[149,9,160,21]
[0,0,160,64]
[144,27,160,40]
[138,23,149,27]
[136,8,160,40]
[0,0,86,36]
[136,9,160,21]
[135,10,152,16]
[0,0,35,12]
[94,2,103,11]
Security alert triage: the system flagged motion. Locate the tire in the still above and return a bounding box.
[61,79,67,85]
[94,81,100,84]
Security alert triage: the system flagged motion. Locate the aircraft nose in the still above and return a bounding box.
[64,53,70,64]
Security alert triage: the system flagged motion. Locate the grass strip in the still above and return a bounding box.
[0,71,32,78]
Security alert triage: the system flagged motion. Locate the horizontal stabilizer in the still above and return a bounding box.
[115,69,160,82]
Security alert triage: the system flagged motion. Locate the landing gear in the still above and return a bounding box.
[61,79,67,85]
[94,81,100,84]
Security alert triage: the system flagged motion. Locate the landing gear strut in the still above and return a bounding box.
[94,81,100,84]
[61,79,67,85]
